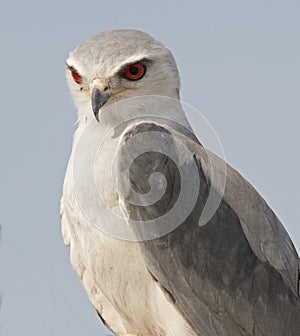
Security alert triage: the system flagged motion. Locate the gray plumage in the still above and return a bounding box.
[116,121,300,335]
[61,29,300,336]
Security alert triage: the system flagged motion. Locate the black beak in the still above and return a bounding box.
[91,87,111,122]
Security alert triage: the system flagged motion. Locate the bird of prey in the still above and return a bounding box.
[61,30,300,336]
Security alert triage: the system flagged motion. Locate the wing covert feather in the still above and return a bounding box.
[116,121,300,335]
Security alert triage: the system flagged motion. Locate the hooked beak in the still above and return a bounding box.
[91,86,112,122]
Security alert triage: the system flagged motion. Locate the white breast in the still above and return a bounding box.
[61,123,196,336]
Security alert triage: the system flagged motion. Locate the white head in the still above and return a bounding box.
[66,30,181,123]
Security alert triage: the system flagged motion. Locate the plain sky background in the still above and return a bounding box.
[0,1,299,335]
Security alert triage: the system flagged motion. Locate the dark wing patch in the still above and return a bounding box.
[116,121,300,335]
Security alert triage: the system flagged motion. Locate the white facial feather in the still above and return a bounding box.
[66,29,181,123]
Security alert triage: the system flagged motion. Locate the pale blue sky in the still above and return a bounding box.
[1,1,299,335]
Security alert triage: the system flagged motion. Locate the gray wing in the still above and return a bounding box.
[115,121,300,336]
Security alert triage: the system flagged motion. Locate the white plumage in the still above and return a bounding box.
[61,30,300,336]
[61,30,196,336]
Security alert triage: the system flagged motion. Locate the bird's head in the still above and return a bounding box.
[66,30,180,123]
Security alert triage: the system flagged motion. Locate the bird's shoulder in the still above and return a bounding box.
[116,120,300,298]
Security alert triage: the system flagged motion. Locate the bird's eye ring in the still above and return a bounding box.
[71,69,82,84]
[124,63,146,81]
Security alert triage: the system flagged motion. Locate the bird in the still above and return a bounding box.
[61,29,300,336]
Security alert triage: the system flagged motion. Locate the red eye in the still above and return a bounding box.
[124,63,146,81]
[71,69,82,84]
